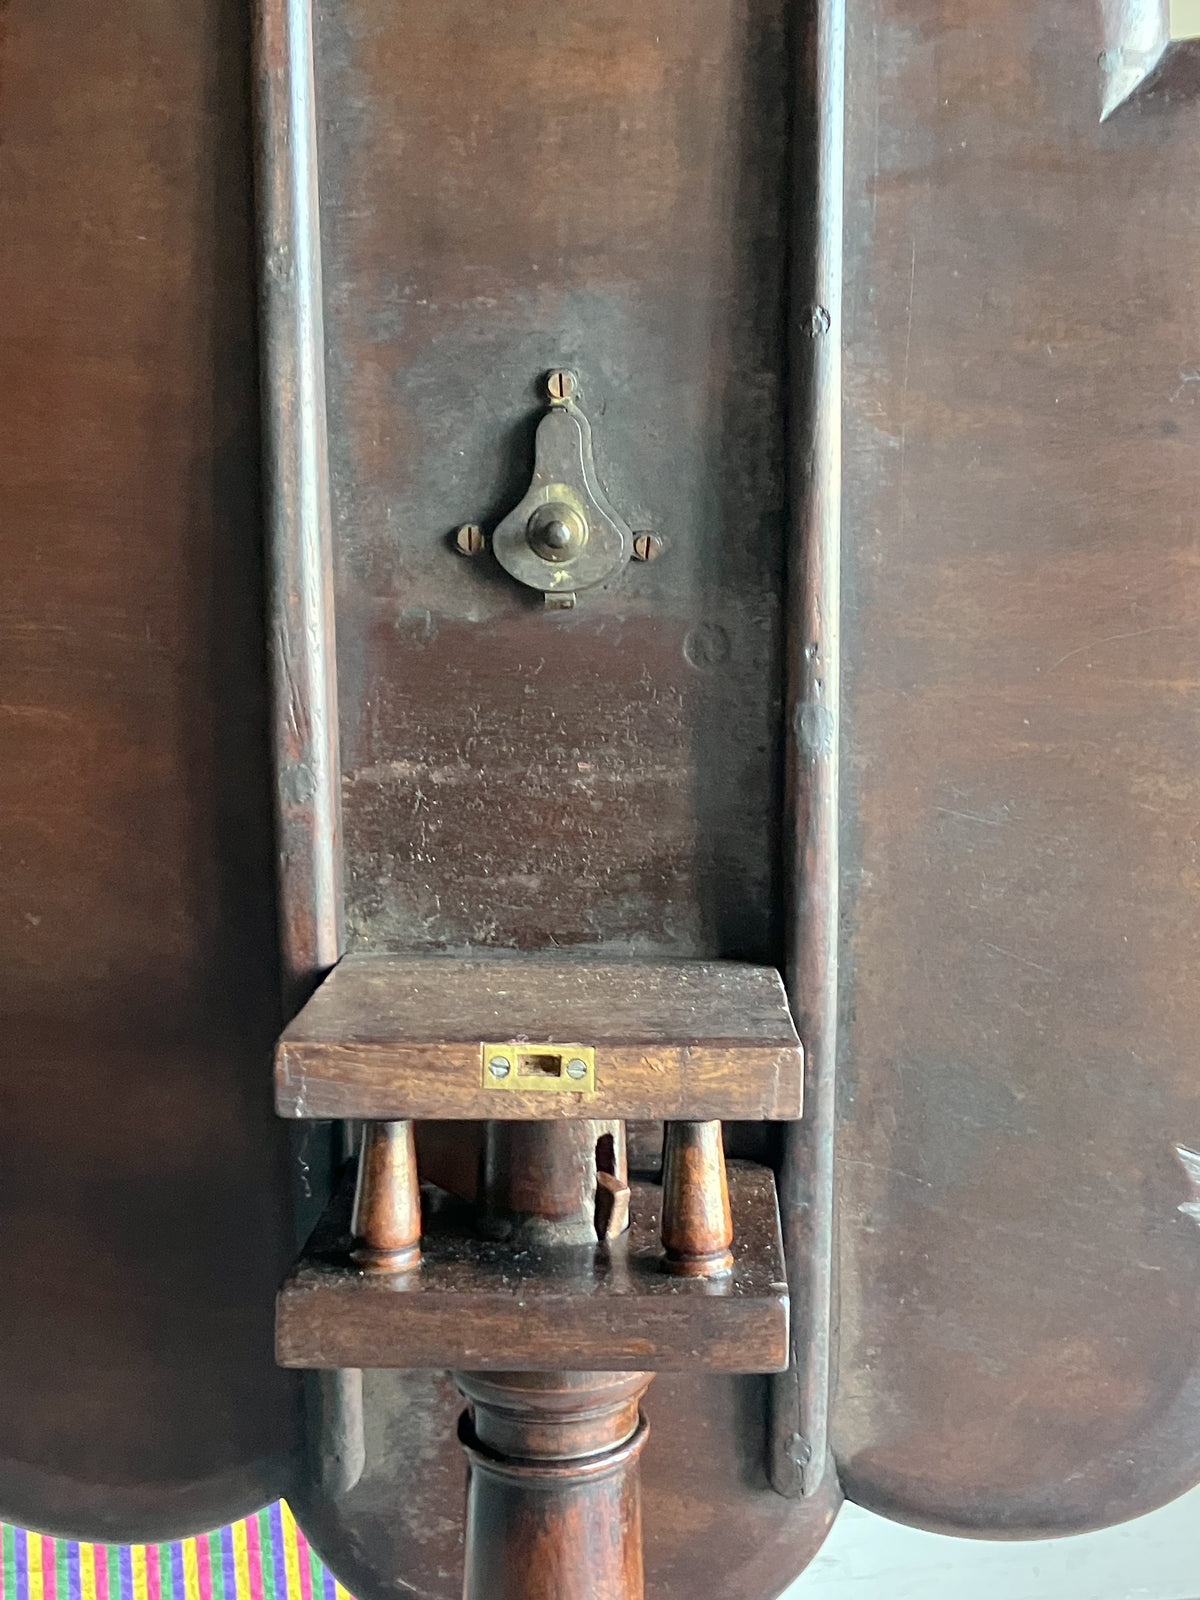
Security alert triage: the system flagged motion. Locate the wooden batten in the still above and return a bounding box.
[771,0,844,1500]
[277,1167,789,1374]
[276,954,803,1122]
[254,0,344,1007]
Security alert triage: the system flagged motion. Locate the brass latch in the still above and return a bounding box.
[453,371,663,608]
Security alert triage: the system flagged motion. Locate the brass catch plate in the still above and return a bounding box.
[481,371,637,607]
[481,1043,596,1094]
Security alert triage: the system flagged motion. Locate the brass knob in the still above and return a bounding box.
[526,501,588,563]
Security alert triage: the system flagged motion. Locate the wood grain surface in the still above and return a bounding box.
[456,1372,652,1600]
[834,0,1200,1535]
[0,0,301,1540]
[292,1370,842,1600]
[276,955,802,1119]
[273,0,842,1590]
[277,1168,788,1373]
[14,0,1198,1574]
[315,0,791,964]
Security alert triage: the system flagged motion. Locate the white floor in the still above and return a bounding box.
[786,1486,1200,1600]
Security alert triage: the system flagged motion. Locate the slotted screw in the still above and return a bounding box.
[546,370,578,403]
[454,524,485,556]
[632,532,664,562]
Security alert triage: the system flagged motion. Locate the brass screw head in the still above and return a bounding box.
[454,524,485,556]
[632,532,664,562]
[546,369,578,403]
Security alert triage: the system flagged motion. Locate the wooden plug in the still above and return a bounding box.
[595,1171,632,1240]
[595,1122,632,1242]
[660,1121,734,1277]
[350,1120,421,1272]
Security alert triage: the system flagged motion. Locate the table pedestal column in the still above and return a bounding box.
[456,1369,652,1600]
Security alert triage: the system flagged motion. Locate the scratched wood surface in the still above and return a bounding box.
[292,1371,841,1600]
[833,0,1200,1535]
[315,0,791,963]
[8,0,1200,1576]
[283,0,844,1593]
[277,1169,789,1373]
[276,955,802,1119]
[0,0,300,1541]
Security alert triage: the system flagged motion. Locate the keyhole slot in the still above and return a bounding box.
[516,1050,563,1080]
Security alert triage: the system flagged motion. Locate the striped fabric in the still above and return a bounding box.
[0,1505,354,1600]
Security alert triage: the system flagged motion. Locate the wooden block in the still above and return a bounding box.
[276,1165,789,1374]
[276,954,802,1120]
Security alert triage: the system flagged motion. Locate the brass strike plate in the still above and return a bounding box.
[481,1043,596,1094]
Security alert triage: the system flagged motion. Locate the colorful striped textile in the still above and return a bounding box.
[0,1504,354,1600]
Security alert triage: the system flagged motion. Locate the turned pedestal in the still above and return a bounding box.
[275,955,800,1600]
[458,1124,650,1598]
[457,1370,652,1600]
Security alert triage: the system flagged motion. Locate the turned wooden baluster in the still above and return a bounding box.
[457,1122,648,1600]
[350,1119,421,1272]
[458,1369,651,1600]
[660,1120,734,1277]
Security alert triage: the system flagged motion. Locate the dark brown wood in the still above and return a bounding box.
[293,1369,842,1600]
[0,0,858,1584]
[459,1099,649,1598]
[834,0,1200,1536]
[456,1372,651,1600]
[661,1122,735,1277]
[350,1121,421,1272]
[260,0,839,1589]
[277,1168,789,1373]
[0,0,302,1540]
[255,0,344,1007]
[481,1121,626,1247]
[772,0,843,1500]
[276,955,802,1121]
[314,2,792,966]
[260,0,838,1588]
[261,0,1200,1578]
